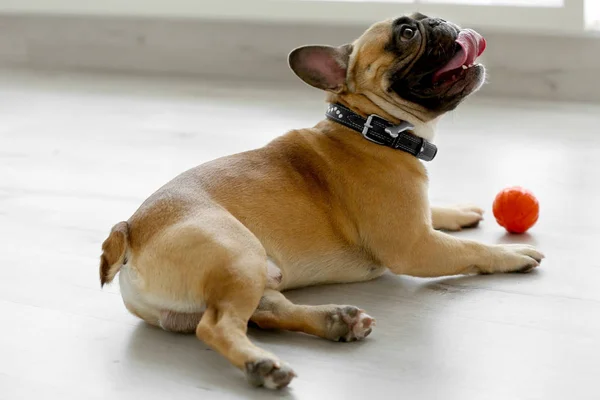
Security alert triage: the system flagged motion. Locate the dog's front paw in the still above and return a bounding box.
[326,306,375,342]
[245,359,296,389]
[434,205,484,231]
[489,244,545,274]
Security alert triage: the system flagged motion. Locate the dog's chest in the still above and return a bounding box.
[259,164,428,289]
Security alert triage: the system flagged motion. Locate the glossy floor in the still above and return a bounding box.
[1,70,599,400]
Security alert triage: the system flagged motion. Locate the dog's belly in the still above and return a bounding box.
[268,253,387,291]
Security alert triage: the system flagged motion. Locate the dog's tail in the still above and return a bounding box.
[99,221,129,287]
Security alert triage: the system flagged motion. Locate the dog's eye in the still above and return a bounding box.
[400,26,416,41]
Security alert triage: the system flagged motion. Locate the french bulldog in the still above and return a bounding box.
[100,13,543,390]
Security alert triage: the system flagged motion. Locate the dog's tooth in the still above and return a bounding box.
[462,65,467,70]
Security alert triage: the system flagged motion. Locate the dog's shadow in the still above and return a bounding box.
[121,267,539,396]
[122,323,303,399]
[121,299,376,398]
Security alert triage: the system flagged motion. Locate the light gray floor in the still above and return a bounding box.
[1,70,599,400]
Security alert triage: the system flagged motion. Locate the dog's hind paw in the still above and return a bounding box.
[327,306,375,342]
[245,359,296,389]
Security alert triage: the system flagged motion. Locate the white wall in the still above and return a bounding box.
[0,0,587,34]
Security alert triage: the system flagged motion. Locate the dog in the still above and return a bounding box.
[99,13,544,390]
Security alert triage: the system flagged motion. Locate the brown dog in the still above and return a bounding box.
[100,13,544,390]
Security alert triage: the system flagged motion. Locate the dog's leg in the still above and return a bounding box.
[431,205,484,231]
[393,229,544,277]
[195,256,296,389]
[250,289,375,342]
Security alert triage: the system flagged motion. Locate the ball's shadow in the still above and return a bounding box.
[496,231,539,245]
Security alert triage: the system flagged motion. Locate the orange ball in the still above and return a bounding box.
[493,187,539,234]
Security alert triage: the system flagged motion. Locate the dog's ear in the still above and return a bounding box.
[288,44,353,93]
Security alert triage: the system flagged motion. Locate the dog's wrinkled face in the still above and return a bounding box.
[385,13,486,112]
[289,13,487,116]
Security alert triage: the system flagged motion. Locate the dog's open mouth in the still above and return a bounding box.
[432,29,486,85]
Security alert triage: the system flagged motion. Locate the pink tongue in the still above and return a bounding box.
[432,29,486,82]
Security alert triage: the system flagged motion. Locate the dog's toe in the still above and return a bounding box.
[454,206,485,230]
[327,306,375,342]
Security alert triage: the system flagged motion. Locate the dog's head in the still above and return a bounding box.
[289,13,486,123]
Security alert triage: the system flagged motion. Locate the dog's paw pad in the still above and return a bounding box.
[328,306,375,342]
[245,359,296,389]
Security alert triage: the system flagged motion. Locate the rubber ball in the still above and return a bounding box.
[493,186,539,234]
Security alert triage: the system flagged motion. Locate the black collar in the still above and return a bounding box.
[325,103,437,162]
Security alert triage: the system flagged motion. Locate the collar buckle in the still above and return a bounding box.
[361,114,388,145]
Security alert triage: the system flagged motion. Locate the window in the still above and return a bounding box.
[586,0,600,28]
[318,0,563,4]
[418,0,562,5]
